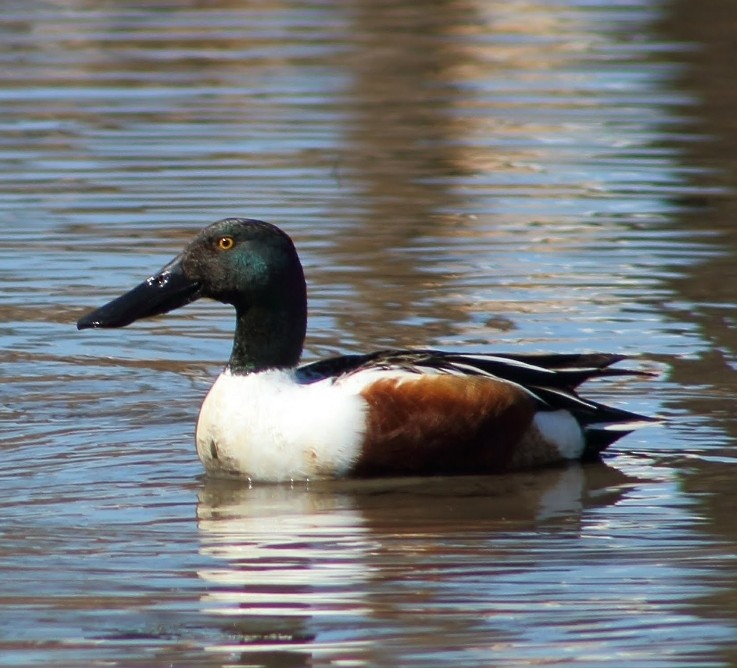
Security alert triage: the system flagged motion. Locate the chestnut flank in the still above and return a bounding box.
[355,375,537,476]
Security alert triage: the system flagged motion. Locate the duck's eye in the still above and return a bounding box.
[217,236,235,251]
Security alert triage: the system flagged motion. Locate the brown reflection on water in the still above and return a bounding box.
[322,0,606,349]
[320,0,479,349]
[654,1,737,664]
[339,0,475,216]
[656,0,737,361]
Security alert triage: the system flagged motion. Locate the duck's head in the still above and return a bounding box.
[78,218,308,372]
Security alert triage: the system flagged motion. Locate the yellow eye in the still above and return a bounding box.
[217,236,235,251]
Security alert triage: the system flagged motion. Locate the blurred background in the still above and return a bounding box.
[2,0,737,666]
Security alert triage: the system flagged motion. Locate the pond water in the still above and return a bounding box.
[2,0,737,666]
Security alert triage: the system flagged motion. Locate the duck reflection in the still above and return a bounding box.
[196,463,634,663]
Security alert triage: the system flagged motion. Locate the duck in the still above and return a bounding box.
[77,217,659,482]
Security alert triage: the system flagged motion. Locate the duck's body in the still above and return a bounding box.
[78,217,658,482]
[195,351,651,481]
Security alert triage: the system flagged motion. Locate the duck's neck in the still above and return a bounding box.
[228,299,307,375]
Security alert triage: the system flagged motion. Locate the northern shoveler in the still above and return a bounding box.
[77,217,658,481]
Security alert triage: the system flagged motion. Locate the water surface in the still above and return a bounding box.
[2,0,737,666]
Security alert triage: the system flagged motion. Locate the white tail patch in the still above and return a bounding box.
[533,410,585,460]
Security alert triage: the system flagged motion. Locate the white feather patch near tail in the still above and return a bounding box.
[533,410,585,460]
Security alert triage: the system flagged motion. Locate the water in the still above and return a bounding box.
[2,0,737,665]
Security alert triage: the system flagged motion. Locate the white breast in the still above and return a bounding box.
[195,369,367,481]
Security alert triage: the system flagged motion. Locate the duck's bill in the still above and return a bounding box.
[77,256,202,330]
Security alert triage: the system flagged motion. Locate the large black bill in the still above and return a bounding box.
[77,256,202,330]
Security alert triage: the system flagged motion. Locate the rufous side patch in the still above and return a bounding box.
[355,375,536,476]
